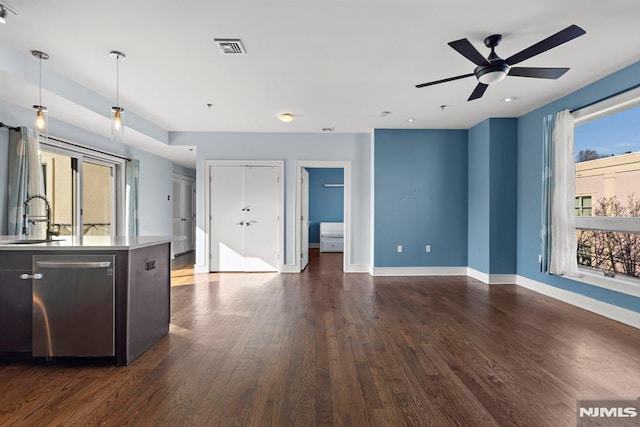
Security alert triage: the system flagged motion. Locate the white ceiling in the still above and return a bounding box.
[1,0,640,164]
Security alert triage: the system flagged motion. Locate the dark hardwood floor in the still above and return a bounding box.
[2,249,640,426]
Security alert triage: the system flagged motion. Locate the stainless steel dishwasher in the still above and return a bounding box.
[32,255,115,357]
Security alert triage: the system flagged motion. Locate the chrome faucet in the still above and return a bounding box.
[23,194,60,241]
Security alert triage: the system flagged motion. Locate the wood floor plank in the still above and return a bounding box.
[1,249,639,426]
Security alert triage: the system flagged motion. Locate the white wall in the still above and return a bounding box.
[0,100,173,236]
[170,132,372,269]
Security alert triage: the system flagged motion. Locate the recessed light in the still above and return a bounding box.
[503,97,517,102]
[406,118,415,123]
[278,113,294,122]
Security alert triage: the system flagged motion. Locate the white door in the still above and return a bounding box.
[172,179,184,256]
[244,166,279,271]
[182,179,195,252]
[172,175,196,256]
[209,165,280,272]
[210,166,245,271]
[301,168,309,270]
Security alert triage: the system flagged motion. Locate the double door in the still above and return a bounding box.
[209,165,280,272]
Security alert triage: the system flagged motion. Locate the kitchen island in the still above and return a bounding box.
[0,236,172,365]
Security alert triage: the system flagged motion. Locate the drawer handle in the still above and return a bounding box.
[35,261,111,269]
[20,273,43,280]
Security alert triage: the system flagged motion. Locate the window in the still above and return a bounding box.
[573,87,640,280]
[39,138,125,237]
[575,195,592,216]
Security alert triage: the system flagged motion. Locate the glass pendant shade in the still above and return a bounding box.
[111,107,124,142]
[110,51,126,143]
[33,105,47,135]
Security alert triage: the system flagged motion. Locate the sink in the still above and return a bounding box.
[2,239,65,245]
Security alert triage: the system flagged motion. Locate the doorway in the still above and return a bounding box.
[296,161,351,272]
[172,173,195,257]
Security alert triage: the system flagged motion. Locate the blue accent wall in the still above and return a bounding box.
[517,61,640,312]
[468,118,517,275]
[374,129,468,267]
[468,120,491,272]
[489,119,517,274]
[307,168,344,243]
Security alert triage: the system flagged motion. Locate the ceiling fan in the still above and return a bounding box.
[415,24,586,101]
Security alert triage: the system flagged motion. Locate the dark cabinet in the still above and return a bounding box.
[0,242,170,364]
[0,254,33,352]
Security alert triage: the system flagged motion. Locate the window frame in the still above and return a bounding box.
[571,85,640,297]
[39,136,126,237]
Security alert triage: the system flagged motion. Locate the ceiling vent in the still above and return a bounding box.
[214,39,246,55]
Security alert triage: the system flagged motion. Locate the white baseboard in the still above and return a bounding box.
[371,266,468,277]
[345,264,370,273]
[193,264,209,274]
[467,268,517,285]
[279,265,300,273]
[516,275,640,329]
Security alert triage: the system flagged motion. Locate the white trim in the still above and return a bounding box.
[295,161,351,273]
[279,264,300,273]
[467,268,489,283]
[573,86,640,126]
[516,275,640,329]
[575,268,640,298]
[203,160,285,273]
[345,264,370,273]
[194,264,209,274]
[575,216,640,233]
[371,267,468,276]
[172,172,195,183]
[466,268,517,285]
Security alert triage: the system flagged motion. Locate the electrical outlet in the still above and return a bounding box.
[397,245,403,253]
[426,245,431,253]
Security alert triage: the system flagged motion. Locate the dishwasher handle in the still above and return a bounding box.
[35,261,111,269]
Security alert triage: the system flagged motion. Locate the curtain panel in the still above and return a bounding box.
[7,128,45,236]
[125,158,140,236]
[547,110,580,277]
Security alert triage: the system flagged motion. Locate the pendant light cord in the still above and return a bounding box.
[116,56,120,107]
[38,56,42,106]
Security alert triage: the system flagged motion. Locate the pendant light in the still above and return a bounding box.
[31,50,49,135]
[110,50,126,143]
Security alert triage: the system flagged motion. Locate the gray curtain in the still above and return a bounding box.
[7,127,45,236]
[126,158,140,236]
[540,114,555,273]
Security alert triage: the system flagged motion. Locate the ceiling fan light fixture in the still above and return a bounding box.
[0,6,7,23]
[476,63,510,85]
[278,113,294,122]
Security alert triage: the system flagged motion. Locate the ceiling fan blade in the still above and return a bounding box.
[508,67,570,79]
[468,83,489,101]
[416,73,474,88]
[448,39,490,66]
[506,24,586,66]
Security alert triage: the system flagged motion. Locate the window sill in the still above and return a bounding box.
[576,267,640,298]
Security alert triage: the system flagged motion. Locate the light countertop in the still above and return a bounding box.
[0,235,174,251]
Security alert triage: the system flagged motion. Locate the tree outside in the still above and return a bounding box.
[576,194,640,278]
